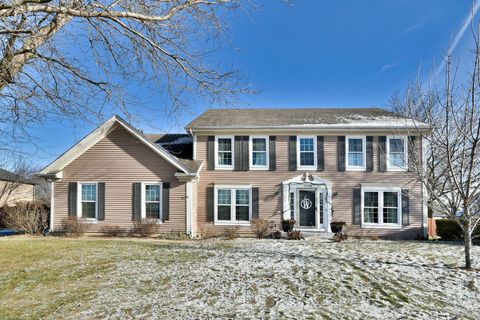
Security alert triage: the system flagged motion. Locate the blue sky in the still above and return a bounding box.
[27,0,480,168]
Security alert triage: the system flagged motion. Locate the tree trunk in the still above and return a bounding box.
[464,227,473,269]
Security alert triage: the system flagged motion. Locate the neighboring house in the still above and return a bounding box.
[39,108,431,238]
[0,168,36,207]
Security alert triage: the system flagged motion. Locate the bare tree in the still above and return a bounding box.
[0,0,249,147]
[391,47,480,269]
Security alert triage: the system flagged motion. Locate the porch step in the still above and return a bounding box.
[301,232,333,240]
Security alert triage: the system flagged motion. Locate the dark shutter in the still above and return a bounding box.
[353,188,361,225]
[207,136,215,170]
[206,186,214,222]
[132,182,141,221]
[252,187,259,219]
[234,136,249,171]
[162,182,170,221]
[269,136,276,171]
[288,136,297,171]
[337,136,346,171]
[317,136,324,172]
[378,136,387,172]
[68,182,77,217]
[97,182,105,221]
[366,136,374,172]
[408,136,417,172]
[402,188,410,226]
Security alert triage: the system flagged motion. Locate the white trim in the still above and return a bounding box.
[40,115,190,176]
[346,136,366,171]
[249,135,269,170]
[77,182,98,221]
[50,181,55,231]
[214,185,252,225]
[297,136,317,170]
[214,135,234,170]
[422,136,429,237]
[186,180,193,236]
[386,135,408,171]
[361,186,402,228]
[193,134,197,161]
[140,182,163,222]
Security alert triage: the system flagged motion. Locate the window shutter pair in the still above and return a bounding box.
[131,182,170,221]
[234,136,249,171]
[338,136,373,171]
[68,182,105,220]
[288,136,324,171]
[352,187,410,226]
[206,186,259,222]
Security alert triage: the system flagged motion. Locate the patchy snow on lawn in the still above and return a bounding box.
[56,239,479,320]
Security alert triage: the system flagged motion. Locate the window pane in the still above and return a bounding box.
[146,203,160,219]
[81,184,96,201]
[348,153,363,166]
[300,138,314,152]
[218,206,231,220]
[390,139,404,153]
[364,192,378,207]
[384,192,398,207]
[364,208,378,223]
[218,152,232,166]
[389,153,405,167]
[218,138,232,151]
[383,208,398,223]
[349,139,363,152]
[82,202,96,219]
[236,206,249,221]
[252,152,266,166]
[300,152,314,166]
[217,189,231,205]
[145,184,160,202]
[252,138,266,152]
[236,190,249,205]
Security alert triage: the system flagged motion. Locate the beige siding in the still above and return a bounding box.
[0,182,35,207]
[53,126,186,233]
[196,134,424,239]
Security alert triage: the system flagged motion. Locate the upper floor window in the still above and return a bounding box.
[79,183,97,219]
[362,188,401,227]
[387,136,407,170]
[144,183,161,219]
[215,136,233,169]
[250,136,268,169]
[215,186,251,225]
[297,136,317,170]
[346,136,366,170]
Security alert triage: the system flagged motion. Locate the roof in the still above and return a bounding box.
[39,115,202,178]
[0,168,36,185]
[145,134,193,160]
[186,108,431,130]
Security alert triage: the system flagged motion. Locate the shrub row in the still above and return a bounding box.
[435,219,480,240]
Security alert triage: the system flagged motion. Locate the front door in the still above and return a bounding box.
[298,190,316,227]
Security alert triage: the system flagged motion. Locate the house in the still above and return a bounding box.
[38,108,431,238]
[0,168,36,207]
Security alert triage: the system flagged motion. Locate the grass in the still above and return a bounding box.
[0,236,479,319]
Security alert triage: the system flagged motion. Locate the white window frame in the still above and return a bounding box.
[214,185,252,226]
[386,136,408,171]
[297,136,317,170]
[140,182,163,222]
[77,182,98,221]
[346,136,366,171]
[361,187,402,228]
[214,135,234,170]
[249,135,269,170]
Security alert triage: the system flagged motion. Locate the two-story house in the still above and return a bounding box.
[39,108,430,239]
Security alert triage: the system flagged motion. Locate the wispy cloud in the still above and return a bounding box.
[404,21,426,35]
[435,0,480,77]
[379,63,396,74]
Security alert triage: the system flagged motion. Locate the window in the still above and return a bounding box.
[346,136,366,170]
[387,136,407,170]
[215,136,233,169]
[297,136,317,169]
[215,186,251,224]
[362,188,401,227]
[250,136,268,169]
[144,183,161,219]
[80,183,97,219]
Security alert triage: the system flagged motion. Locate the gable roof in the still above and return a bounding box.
[0,168,36,185]
[39,115,201,177]
[186,108,431,131]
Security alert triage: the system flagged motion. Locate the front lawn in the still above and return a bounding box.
[1,237,479,319]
